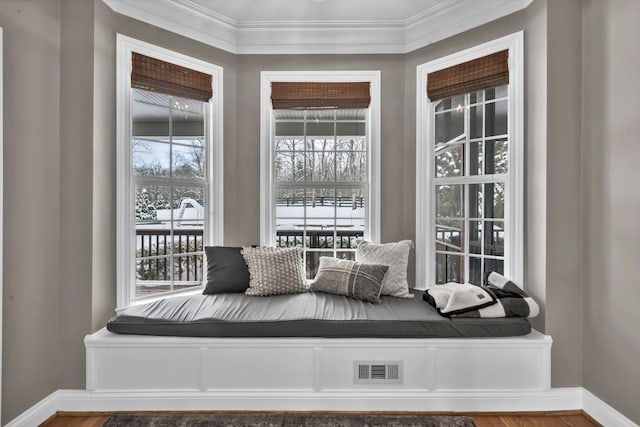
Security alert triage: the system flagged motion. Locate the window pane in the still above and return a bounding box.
[469,183,483,219]
[172,186,205,227]
[310,137,335,152]
[306,226,335,249]
[307,121,334,136]
[172,254,204,285]
[469,220,482,254]
[484,258,504,277]
[336,122,365,136]
[470,90,484,105]
[485,139,508,174]
[337,137,365,151]
[435,109,464,144]
[470,105,483,139]
[135,184,171,223]
[173,139,205,179]
[276,218,304,248]
[275,137,304,152]
[468,142,483,176]
[434,95,465,113]
[275,188,304,218]
[485,100,508,136]
[132,89,170,137]
[435,220,463,253]
[275,151,294,181]
[435,145,463,178]
[135,257,171,297]
[336,188,365,218]
[306,251,323,279]
[311,151,336,181]
[132,139,170,177]
[436,184,463,218]
[469,256,482,285]
[171,227,204,255]
[337,151,366,181]
[484,183,505,218]
[484,221,505,256]
[336,225,362,249]
[436,253,463,284]
[275,122,304,137]
[306,188,335,218]
[486,85,508,100]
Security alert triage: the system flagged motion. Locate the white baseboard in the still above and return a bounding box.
[582,389,639,427]
[6,387,637,427]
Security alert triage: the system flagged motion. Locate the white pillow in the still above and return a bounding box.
[242,246,308,296]
[355,240,413,298]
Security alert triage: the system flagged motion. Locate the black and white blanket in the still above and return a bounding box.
[423,271,539,318]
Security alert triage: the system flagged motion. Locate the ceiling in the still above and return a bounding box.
[180,0,448,23]
[103,0,533,54]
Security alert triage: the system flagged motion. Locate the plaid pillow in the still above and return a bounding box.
[309,257,388,304]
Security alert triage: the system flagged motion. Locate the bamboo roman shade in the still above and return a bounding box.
[427,50,509,101]
[131,52,212,102]
[271,82,371,110]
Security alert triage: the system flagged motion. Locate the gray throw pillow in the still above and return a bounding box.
[203,246,250,294]
[356,240,413,298]
[309,257,388,304]
[242,246,308,296]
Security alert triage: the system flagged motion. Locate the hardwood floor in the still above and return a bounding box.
[41,411,601,426]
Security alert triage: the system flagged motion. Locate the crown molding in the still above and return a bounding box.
[102,0,533,54]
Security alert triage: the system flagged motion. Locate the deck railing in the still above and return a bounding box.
[136,227,364,290]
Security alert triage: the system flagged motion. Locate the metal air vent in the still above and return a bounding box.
[354,361,402,384]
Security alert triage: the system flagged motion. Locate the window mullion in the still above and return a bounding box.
[168,97,174,292]
[463,93,470,284]
[303,111,308,262]
[333,110,338,258]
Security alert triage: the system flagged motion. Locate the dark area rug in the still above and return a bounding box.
[100,412,477,427]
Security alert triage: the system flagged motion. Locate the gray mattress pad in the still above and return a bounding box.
[106,290,531,338]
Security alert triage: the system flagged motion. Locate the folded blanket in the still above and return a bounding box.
[423,282,496,315]
[423,272,539,319]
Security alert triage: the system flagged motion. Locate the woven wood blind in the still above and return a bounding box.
[131,52,212,102]
[427,50,509,101]
[271,82,371,110]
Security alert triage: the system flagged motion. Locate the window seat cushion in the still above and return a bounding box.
[106,289,530,338]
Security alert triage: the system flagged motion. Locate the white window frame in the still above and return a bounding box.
[260,71,381,248]
[116,35,224,308]
[0,26,4,422]
[415,32,524,289]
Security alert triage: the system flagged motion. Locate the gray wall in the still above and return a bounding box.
[581,0,640,423]
[2,0,639,424]
[1,0,62,421]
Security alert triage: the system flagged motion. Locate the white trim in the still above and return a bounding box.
[13,387,640,427]
[0,26,3,425]
[259,71,381,247]
[83,328,552,396]
[415,32,524,289]
[116,35,224,309]
[101,0,532,55]
[583,389,639,427]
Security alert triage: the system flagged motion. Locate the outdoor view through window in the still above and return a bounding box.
[132,89,208,297]
[273,109,367,278]
[434,85,508,285]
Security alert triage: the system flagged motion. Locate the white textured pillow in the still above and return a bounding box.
[355,240,413,298]
[242,246,308,296]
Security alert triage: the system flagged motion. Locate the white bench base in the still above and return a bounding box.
[85,328,552,394]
